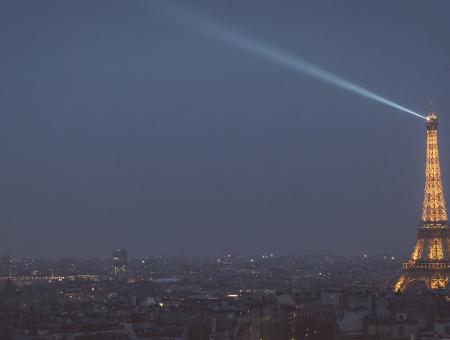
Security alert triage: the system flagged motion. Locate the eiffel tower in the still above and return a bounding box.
[394,109,450,293]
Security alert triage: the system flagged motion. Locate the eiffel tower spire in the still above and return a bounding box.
[421,110,448,226]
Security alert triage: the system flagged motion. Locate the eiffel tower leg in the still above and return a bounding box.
[394,275,407,293]
[394,274,432,293]
[430,273,450,289]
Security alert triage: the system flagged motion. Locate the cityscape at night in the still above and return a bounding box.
[2,1,450,339]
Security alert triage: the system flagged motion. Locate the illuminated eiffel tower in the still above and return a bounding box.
[394,109,450,293]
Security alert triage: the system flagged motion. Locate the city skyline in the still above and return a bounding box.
[2,2,450,339]
[2,1,450,257]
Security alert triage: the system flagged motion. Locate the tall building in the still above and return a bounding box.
[394,110,450,292]
[111,249,128,280]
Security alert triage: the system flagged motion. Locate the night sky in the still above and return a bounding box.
[2,0,450,258]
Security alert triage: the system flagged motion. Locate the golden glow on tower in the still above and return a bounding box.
[429,238,444,260]
[430,275,448,289]
[411,239,424,261]
[394,276,406,293]
[422,112,448,225]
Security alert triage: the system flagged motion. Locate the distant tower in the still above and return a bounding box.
[111,249,128,280]
[394,109,450,292]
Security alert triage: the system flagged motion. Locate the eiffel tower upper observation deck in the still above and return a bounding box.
[394,110,450,293]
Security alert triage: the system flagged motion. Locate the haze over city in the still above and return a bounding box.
[2,0,450,258]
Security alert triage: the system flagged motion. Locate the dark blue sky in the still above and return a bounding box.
[1,0,450,257]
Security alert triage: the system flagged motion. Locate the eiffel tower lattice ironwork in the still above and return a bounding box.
[394,109,450,292]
